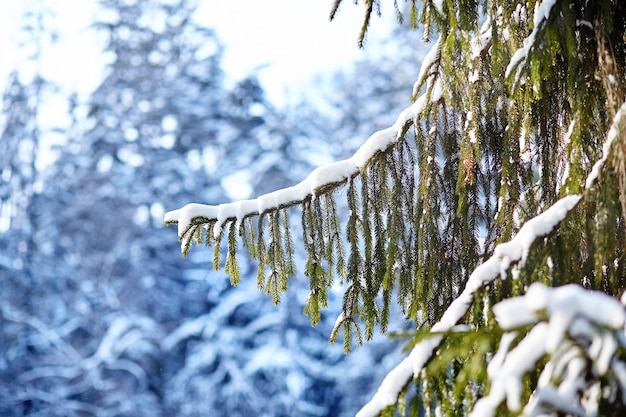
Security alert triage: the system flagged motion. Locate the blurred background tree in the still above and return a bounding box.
[0,0,421,415]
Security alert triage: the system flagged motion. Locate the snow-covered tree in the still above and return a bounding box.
[166,1,626,415]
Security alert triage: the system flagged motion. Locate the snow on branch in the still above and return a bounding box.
[356,194,581,417]
[505,0,557,82]
[412,36,441,99]
[165,108,411,251]
[164,40,444,252]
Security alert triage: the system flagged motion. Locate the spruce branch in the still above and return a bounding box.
[472,283,626,417]
[164,95,422,243]
[164,32,445,242]
[356,193,582,417]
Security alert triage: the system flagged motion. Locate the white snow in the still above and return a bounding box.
[494,282,625,344]
[413,36,441,97]
[487,332,517,379]
[468,69,479,83]
[333,312,345,331]
[613,361,626,403]
[356,335,444,417]
[88,317,139,366]
[472,323,549,416]
[432,0,444,16]
[471,17,492,59]
[585,100,626,189]
[556,120,576,193]
[512,4,528,25]
[491,194,581,267]
[473,283,626,417]
[244,342,292,373]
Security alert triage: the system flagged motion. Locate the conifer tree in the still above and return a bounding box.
[166,1,626,415]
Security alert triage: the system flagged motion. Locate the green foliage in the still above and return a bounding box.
[418,327,502,415]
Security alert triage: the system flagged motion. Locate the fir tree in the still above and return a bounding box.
[167,0,626,415]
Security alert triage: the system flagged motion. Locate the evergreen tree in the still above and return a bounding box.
[167,1,626,415]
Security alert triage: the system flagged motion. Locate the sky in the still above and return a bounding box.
[0,0,394,107]
[195,1,393,104]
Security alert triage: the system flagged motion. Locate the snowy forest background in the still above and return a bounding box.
[0,0,427,416]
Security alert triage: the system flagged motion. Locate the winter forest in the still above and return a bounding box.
[2,0,626,416]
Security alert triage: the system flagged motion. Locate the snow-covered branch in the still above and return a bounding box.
[585,100,626,189]
[472,283,626,417]
[1,303,82,364]
[161,4,626,415]
[355,193,581,417]
[164,37,445,252]
[505,0,558,82]
[166,94,424,244]
[357,98,626,416]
